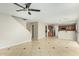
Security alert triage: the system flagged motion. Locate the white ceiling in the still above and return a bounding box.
[0,3,79,24]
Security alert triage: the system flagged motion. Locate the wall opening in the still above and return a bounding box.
[32,25,34,39]
[48,25,55,37]
[45,26,47,37]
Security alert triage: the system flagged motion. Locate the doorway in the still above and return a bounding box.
[45,26,47,37]
[32,25,34,39]
[48,25,55,37]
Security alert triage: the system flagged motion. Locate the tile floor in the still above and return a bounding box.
[0,37,79,56]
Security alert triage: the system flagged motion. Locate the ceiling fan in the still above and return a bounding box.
[14,3,40,15]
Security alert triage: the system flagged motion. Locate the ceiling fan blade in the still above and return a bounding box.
[14,3,25,9]
[16,9,26,12]
[25,3,31,8]
[28,12,31,15]
[29,9,40,12]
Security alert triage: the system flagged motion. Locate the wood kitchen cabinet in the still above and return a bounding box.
[59,24,76,31]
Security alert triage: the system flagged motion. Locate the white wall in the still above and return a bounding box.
[0,13,31,49]
[27,22,38,39]
[27,22,45,39]
[38,22,45,39]
[58,31,76,40]
[54,25,58,38]
[12,16,27,28]
[76,20,79,42]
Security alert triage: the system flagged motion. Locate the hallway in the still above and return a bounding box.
[0,38,79,56]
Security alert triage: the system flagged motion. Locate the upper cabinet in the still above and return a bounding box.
[59,24,76,31]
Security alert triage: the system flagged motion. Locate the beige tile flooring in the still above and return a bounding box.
[0,37,79,56]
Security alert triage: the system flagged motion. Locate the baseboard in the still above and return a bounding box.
[0,40,32,49]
